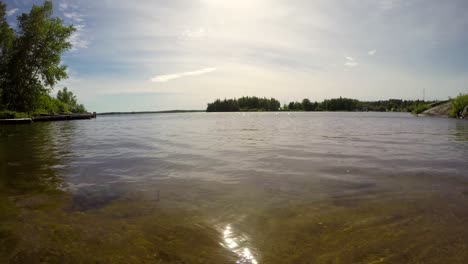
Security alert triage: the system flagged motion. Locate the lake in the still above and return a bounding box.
[1,112,467,263]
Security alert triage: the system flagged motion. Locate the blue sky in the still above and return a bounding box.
[4,0,468,112]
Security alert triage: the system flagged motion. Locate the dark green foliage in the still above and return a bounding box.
[288,101,304,111]
[288,97,359,111]
[206,99,239,112]
[375,106,387,112]
[321,97,361,111]
[0,2,15,109]
[207,97,280,112]
[0,110,29,119]
[302,98,316,111]
[0,2,15,71]
[238,96,280,111]
[207,97,440,113]
[362,99,433,112]
[0,1,76,112]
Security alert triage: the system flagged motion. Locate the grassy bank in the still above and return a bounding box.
[0,111,30,119]
[411,103,430,115]
[449,94,468,118]
[0,88,88,120]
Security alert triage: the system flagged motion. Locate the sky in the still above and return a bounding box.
[4,0,468,112]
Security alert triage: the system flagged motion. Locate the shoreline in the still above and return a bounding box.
[2,110,466,124]
[0,113,96,125]
[97,110,205,115]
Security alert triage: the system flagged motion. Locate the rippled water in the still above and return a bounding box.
[1,112,467,263]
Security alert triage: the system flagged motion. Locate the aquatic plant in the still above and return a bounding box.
[449,94,468,118]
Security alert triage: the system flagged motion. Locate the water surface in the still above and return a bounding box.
[1,112,467,263]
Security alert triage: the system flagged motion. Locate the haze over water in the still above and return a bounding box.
[1,112,468,263]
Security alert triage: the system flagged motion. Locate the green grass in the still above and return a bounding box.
[449,94,468,118]
[411,103,430,115]
[0,111,30,119]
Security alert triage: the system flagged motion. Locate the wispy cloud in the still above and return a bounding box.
[344,61,359,67]
[63,12,84,22]
[59,3,69,11]
[6,8,19,17]
[151,68,217,82]
[344,56,359,67]
[380,0,398,10]
[69,25,89,50]
[61,6,89,51]
[181,28,206,40]
[53,0,468,111]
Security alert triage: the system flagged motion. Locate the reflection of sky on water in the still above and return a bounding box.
[221,225,258,264]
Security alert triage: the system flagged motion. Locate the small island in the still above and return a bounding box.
[206,95,468,119]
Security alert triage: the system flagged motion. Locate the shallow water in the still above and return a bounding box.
[1,112,467,263]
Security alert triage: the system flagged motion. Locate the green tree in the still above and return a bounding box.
[449,94,468,118]
[0,2,15,108]
[56,87,87,113]
[56,87,76,110]
[207,96,281,112]
[57,87,77,106]
[2,1,75,112]
[302,98,315,111]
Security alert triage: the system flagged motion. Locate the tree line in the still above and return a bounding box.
[207,97,281,112]
[207,96,435,112]
[0,1,86,117]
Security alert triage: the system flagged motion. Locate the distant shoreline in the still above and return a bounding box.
[98,110,412,115]
[97,110,205,115]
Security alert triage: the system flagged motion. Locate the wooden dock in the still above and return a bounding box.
[32,113,96,122]
[0,118,33,125]
[0,113,96,125]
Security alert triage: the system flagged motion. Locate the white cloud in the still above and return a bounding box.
[151,68,217,82]
[69,25,89,50]
[62,8,89,51]
[380,0,397,10]
[55,0,468,110]
[181,28,206,40]
[345,56,358,67]
[6,8,19,17]
[59,3,69,11]
[368,49,377,55]
[344,61,359,67]
[63,12,84,22]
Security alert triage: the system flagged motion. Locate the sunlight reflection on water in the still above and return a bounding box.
[221,225,258,264]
